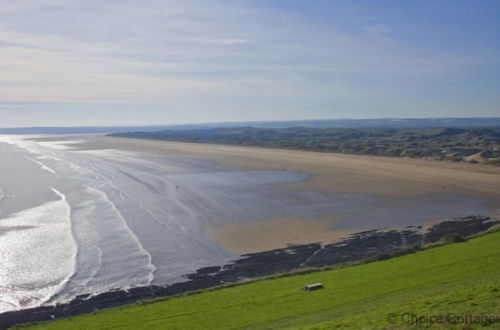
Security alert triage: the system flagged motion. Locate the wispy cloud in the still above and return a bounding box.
[0,0,498,126]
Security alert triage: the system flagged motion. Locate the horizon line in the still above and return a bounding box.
[1,116,500,130]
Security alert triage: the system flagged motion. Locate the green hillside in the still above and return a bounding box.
[23,231,500,329]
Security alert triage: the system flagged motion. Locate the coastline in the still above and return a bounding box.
[0,139,60,218]
[1,214,498,329]
[1,134,497,321]
[28,135,500,254]
[68,136,500,199]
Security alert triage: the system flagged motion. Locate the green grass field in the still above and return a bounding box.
[23,231,500,330]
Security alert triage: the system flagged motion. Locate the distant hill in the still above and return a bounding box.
[1,117,500,134]
[112,126,500,165]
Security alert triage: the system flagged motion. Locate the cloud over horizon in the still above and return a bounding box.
[0,0,499,126]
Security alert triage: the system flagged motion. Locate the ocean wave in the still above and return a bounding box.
[85,186,156,284]
[26,157,59,177]
[43,188,78,305]
[0,187,4,216]
[0,189,77,313]
[0,136,159,310]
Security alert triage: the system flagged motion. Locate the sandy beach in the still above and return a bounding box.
[68,136,500,194]
[40,135,500,254]
[1,133,499,314]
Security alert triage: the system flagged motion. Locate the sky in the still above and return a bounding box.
[0,0,499,127]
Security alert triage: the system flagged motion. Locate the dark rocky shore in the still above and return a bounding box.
[1,214,498,329]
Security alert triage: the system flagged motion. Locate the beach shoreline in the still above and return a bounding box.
[66,135,500,196]
[1,214,498,329]
[62,135,500,252]
[1,134,499,327]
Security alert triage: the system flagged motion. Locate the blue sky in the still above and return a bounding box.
[0,0,499,126]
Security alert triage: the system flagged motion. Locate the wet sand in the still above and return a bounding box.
[207,215,351,254]
[0,138,60,218]
[36,135,500,254]
[59,136,500,196]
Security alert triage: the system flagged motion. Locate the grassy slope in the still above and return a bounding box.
[25,232,500,330]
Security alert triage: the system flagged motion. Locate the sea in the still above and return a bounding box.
[0,135,491,313]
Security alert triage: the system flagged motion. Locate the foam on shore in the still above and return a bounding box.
[0,189,76,313]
